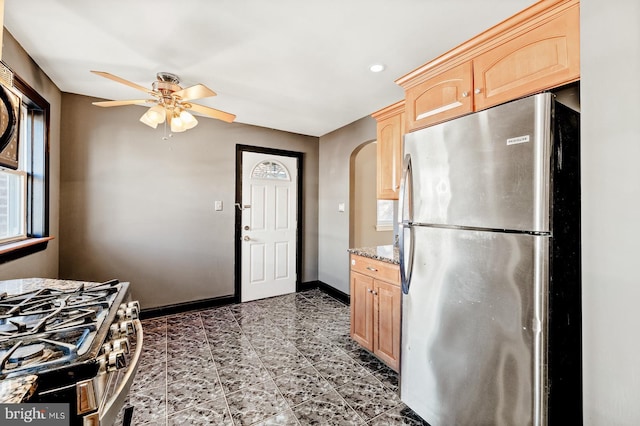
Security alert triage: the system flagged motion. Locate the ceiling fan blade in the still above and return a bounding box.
[188,103,236,123]
[91,71,153,94]
[92,99,151,107]
[173,84,217,101]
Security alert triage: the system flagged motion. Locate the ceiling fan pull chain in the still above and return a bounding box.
[162,118,171,141]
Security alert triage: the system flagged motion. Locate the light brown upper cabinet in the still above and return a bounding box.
[398,0,580,132]
[473,3,580,110]
[372,101,404,200]
[404,62,473,131]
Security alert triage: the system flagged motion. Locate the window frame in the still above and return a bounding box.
[0,70,52,261]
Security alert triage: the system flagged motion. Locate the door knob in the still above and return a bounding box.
[243,225,250,231]
[243,236,251,241]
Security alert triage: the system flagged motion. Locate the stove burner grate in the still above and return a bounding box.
[0,284,118,342]
[0,280,123,379]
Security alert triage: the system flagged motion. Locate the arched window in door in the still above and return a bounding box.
[251,160,290,181]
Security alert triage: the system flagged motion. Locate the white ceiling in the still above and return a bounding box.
[4,0,535,137]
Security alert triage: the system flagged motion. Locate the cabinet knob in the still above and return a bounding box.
[462,91,469,98]
[366,266,378,272]
[474,88,482,94]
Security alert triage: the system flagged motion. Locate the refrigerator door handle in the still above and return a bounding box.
[398,154,413,224]
[399,224,415,294]
[399,154,415,294]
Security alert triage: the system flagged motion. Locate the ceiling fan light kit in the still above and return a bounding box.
[178,110,198,129]
[139,104,166,128]
[91,70,235,136]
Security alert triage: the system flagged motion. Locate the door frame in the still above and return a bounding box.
[234,144,304,303]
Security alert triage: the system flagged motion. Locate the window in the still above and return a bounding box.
[0,67,50,253]
[376,199,395,231]
[0,169,26,242]
[251,160,290,180]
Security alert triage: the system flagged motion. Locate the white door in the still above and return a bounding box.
[241,152,298,302]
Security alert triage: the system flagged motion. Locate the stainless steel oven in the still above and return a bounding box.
[0,279,143,425]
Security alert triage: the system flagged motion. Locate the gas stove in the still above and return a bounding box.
[0,279,142,426]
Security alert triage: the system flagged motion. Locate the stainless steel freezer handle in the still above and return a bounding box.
[398,154,413,224]
[398,153,415,294]
[399,224,415,295]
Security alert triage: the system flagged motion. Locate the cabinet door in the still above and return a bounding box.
[350,271,374,350]
[373,279,401,371]
[473,3,579,111]
[376,111,405,200]
[405,62,473,132]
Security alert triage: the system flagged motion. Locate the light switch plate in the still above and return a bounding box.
[214,200,223,211]
[338,203,345,212]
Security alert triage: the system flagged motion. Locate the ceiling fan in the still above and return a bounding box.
[90,71,236,133]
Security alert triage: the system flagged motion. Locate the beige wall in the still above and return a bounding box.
[59,94,318,309]
[0,30,61,279]
[318,116,376,294]
[581,1,640,424]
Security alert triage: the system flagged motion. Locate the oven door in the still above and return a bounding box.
[41,319,143,426]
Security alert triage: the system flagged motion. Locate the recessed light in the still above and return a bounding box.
[369,64,386,73]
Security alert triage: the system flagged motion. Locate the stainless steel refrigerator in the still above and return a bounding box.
[399,92,581,426]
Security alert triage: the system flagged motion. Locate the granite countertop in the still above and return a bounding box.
[0,375,38,403]
[347,245,399,264]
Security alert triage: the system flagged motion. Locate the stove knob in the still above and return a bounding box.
[125,302,140,319]
[96,354,108,373]
[118,301,140,320]
[119,320,134,336]
[117,307,127,321]
[107,350,126,372]
[113,337,130,354]
[102,342,113,354]
[127,301,140,318]
[109,323,121,339]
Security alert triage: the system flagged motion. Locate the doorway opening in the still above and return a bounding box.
[349,141,395,248]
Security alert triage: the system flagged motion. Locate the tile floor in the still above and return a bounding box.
[117,288,428,425]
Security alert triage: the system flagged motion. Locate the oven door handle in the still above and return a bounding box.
[100,319,144,426]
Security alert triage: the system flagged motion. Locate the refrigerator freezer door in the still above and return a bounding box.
[401,226,548,426]
[403,93,553,233]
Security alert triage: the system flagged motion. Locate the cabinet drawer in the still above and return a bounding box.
[350,254,399,284]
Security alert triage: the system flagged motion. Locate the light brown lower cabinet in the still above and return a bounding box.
[350,254,401,371]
